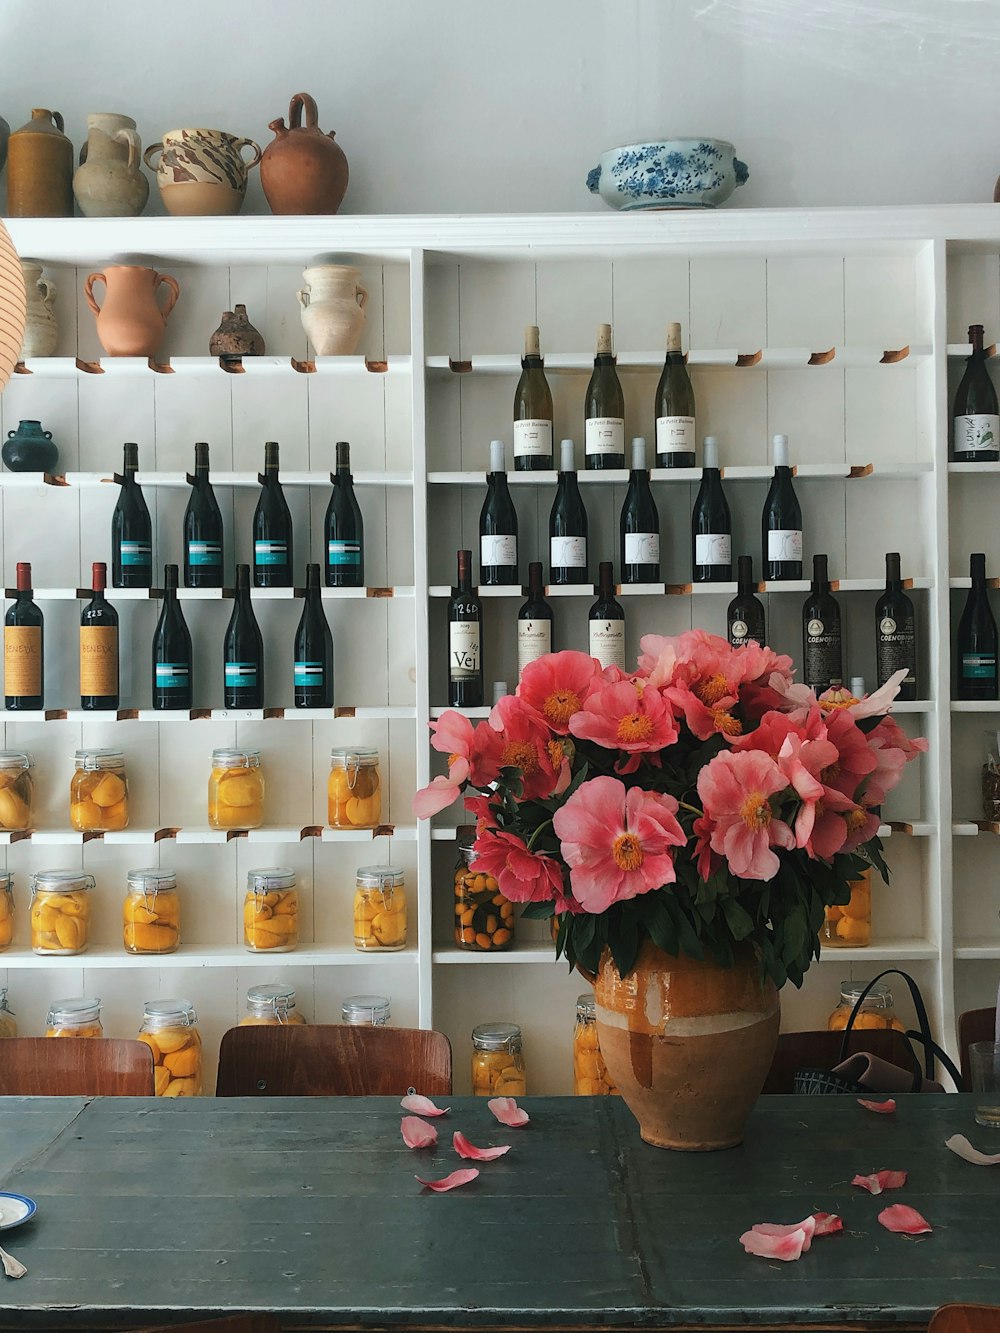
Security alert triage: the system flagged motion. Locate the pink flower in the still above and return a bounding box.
[516,650,602,734]
[821,708,880,802]
[413,776,465,819]
[733,707,826,758]
[551,776,685,913]
[569,678,679,772]
[489,694,570,801]
[470,828,565,904]
[414,711,505,816]
[696,750,795,881]
[776,732,855,859]
[863,716,929,805]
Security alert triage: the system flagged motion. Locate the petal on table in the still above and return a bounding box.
[858,1097,897,1114]
[945,1134,1000,1166]
[453,1131,511,1161]
[752,1216,817,1253]
[740,1226,808,1261]
[852,1169,908,1195]
[401,1116,438,1149]
[878,1204,932,1234]
[415,1168,480,1192]
[487,1096,530,1127]
[811,1212,844,1236]
[400,1094,450,1117]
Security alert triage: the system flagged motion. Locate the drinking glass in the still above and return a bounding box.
[969,1041,1000,1127]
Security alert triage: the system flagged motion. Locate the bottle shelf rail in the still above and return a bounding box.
[2,586,415,602]
[0,824,417,846]
[13,354,412,378]
[426,346,930,374]
[0,944,420,970]
[428,577,933,599]
[0,471,412,490]
[428,462,930,486]
[0,706,415,723]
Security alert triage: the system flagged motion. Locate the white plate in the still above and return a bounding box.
[0,1194,36,1230]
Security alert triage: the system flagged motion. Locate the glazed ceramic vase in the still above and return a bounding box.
[19,261,58,358]
[6,109,74,217]
[593,940,779,1150]
[3,420,58,473]
[144,128,261,216]
[298,264,367,355]
[84,265,180,357]
[210,304,265,361]
[261,93,349,215]
[73,112,149,218]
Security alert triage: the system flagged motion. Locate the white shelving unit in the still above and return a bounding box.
[2,207,1000,1093]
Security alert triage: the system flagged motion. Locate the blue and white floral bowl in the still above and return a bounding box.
[587,139,749,211]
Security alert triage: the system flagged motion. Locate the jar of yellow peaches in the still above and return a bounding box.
[328,747,381,829]
[46,996,103,1038]
[0,752,34,831]
[30,870,93,955]
[0,873,13,952]
[123,868,180,954]
[454,842,515,951]
[827,980,904,1033]
[244,867,298,952]
[341,994,391,1026]
[240,983,307,1026]
[70,749,129,833]
[821,869,871,948]
[139,998,202,1097]
[209,747,264,830]
[0,988,16,1039]
[354,865,406,951]
[471,1022,526,1097]
[573,994,619,1096]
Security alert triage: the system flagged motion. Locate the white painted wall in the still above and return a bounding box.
[2,0,999,215]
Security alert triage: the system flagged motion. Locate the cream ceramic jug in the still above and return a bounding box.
[298,264,368,356]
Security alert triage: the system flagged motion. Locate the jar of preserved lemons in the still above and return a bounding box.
[208,747,264,830]
[328,747,381,828]
[123,868,180,954]
[472,1022,526,1097]
[827,980,904,1033]
[0,987,17,1039]
[30,870,93,955]
[70,749,129,832]
[0,873,13,952]
[454,841,514,951]
[821,869,871,948]
[0,752,34,831]
[139,998,202,1097]
[46,996,103,1038]
[354,866,406,951]
[573,993,618,1095]
[243,867,298,952]
[341,994,391,1026]
[239,983,306,1026]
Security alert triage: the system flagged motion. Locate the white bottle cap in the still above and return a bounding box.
[630,437,647,470]
[850,676,866,699]
[559,439,576,471]
[489,439,505,473]
[702,436,719,469]
[492,681,509,704]
[772,434,790,466]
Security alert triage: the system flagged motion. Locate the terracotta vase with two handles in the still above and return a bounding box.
[84,265,180,358]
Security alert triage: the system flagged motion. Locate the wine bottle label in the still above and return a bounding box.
[962,653,997,680]
[80,627,118,696]
[4,626,41,697]
[449,622,481,680]
[327,540,362,566]
[655,416,696,455]
[480,535,517,568]
[585,417,625,456]
[589,619,625,671]
[119,540,151,567]
[767,529,803,561]
[294,661,326,687]
[695,533,732,565]
[254,540,289,567]
[550,536,587,568]
[225,661,258,688]
[877,616,916,685]
[624,533,660,565]
[804,619,843,689]
[517,619,552,676]
[513,420,553,458]
[729,619,749,644]
[188,540,222,567]
[954,414,999,454]
[155,663,190,690]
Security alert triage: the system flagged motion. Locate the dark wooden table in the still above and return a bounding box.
[0,1094,998,1331]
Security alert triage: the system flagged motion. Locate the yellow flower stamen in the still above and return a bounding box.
[547,739,566,769]
[696,672,731,706]
[845,807,868,833]
[712,708,743,737]
[542,689,581,728]
[820,761,841,784]
[739,791,772,831]
[616,711,654,744]
[502,740,539,775]
[612,832,644,871]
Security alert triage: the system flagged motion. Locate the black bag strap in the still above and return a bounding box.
[837,967,965,1091]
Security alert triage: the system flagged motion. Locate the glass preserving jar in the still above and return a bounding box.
[139,998,202,1097]
[0,751,34,831]
[0,872,13,952]
[0,987,17,1039]
[328,747,381,828]
[46,996,103,1038]
[209,747,264,830]
[454,841,514,951]
[820,869,871,948]
[30,870,93,955]
[243,867,298,952]
[354,865,406,951]
[239,983,306,1026]
[341,994,391,1026]
[123,868,180,954]
[573,993,619,1096]
[70,748,129,832]
[471,1022,526,1097]
[827,980,904,1033]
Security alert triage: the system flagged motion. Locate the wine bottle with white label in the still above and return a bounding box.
[183,442,224,589]
[589,562,626,671]
[223,563,264,709]
[956,552,998,701]
[691,435,732,582]
[727,556,766,648]
[762,434,803,581]
[952,324,1000,463]
[293,563,333,708]
[5,561,43,710]
[448,549,483,707]
[517,561,553,679]
[549,438,588,585]
[513,325,553,472]
[253,441,293,588]
[479,439,518,586]
[325,440,364,588]
[151,564,192,710]
[112,442,152,589]
[584,323,625,470]
[620,437,660,583]
[80,562,119,711]
[875,552,916,699]
[802,554,843,693]
[655,322,696,468]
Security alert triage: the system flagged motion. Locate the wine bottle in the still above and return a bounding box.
[325,440,364,588]
[183,441,224,589]
[4,561,43,710]
[479,439,518,586]
[619,437,660,584]
[517,561,554,678]
[252,441,293,588]
[513,325,553,472]
[448,549,483,707]
[952,324,1000,463]
[111,441,152,589]
[151,563,192,710]
[223,563,264,709]
[691,435,732,582]
[588,561,625,671]
[549,438,588,585]
[655,322,696,468]
[727,556,766,648]
[956,552,998,700]
[762,433,803,581]
[875,552,917,699]
[802,554,843,692]
[80,561,119,711]
[293,563,333,708]
[584,323,625,470]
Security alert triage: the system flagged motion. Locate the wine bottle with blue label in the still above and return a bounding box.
[325,440,364,588]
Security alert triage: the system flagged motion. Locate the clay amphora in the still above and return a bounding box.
[19,260,58,358]
[261,93,349,215]
[73,112,149,218]
[209,304,265,361]
[298,265,368,355]
[7,109,74,217]
[144,128,261,216]
[84,265,180,358]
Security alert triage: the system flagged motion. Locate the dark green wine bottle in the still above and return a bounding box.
[584,323,625,470]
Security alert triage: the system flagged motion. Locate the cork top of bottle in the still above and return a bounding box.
[702,436,719,469]
[772,434,790,466]
[559,439,576,471]
[524,325,541,357]
[122,442,139,471]
[489,439,505,474]
[666,322,683,352]
[595,323,613,356]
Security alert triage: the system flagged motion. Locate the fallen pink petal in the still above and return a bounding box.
[740,1226,808,1261]
[945,1134,1000,1166]
[400,1094,450,1117]
[878,1204,932,1235]
[811,1212,844,1236]
[751,1216,817,1253]
[858,1097,897,1114]
[488,1096,531,1127]
[453,1131,512,1161]
[401,1116,438,1149]
[415,1168,480,1193]
[852,1169,908,1195]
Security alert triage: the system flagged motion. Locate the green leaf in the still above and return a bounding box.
[642,895,680,957]
[519,901,555,920]
[721,896,755,940]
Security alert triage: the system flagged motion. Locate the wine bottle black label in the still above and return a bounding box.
[514,420,552,458]
[154,663,189,690]
[517,620,551,677]
[254,540,288,566]
[119,540,151,567]
[805,618,842,687]
[225,661,258,689]
[877,615,916,684]
[188,540,222,567]
[954,415,999,454]
[449,623,480,680]
[962,653,997,681]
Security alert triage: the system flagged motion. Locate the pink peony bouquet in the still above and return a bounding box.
[414,632,927,986]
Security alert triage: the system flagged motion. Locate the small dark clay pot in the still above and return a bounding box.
[209,303,265,361]
[3,419,59,473]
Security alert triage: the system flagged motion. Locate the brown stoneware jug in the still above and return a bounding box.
[7,109,74,217]
[260,93,349,215]
[84,265,180,358]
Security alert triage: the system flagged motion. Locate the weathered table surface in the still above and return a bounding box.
[0,1094,997,1332]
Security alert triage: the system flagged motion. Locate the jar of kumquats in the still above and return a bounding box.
[208,747,264,830]
[341,994,391,1026]
[243,867,298,952]
[328,747,381,828]
[471,1022,526,1097]
[0,987,16,1039]
[139,998,202,1097]
[123,868,180,954]
[573,993,618,1096]
[30,870,93,955]
[239,983,307,1026]
[354,865,406,951]
[46,996,103,1038]
[827,980,904,1033]
[820,868,871,947]
[0,751,34,831]
[454,840,514,951]
[0,873,13,952]
[70,748,129,832]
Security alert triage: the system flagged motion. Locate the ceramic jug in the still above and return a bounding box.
[3,420,59,474]
[19,260,58,358]
[209,304,265,361]
[261,93,349,215]
[298,265,368,356]
[6,109,74,217]
[73,112,148,218]
[84,265,180,358]
[144,128,261,216]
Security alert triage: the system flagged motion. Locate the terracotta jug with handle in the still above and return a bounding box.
[261,93,348,215]
[84,265,180,358]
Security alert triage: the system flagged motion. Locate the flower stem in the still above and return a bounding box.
[678,800,704,817]
[527,819,553,850]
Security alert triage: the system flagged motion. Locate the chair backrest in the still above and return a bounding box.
[929,1305,1000,1333]
[958,1008,998,1088]
[134,1317,281,1333]
[0,1037,155,1096]
[215,1023,453,1097]
[762,1028,920,1095]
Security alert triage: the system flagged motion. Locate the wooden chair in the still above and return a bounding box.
[959,1007,998,1088]
[762,1028,920,1094]
[0,1037,155,1096]
[134,1317,281,1333]
[929,1305,1000,1333]
[215,1023,452,1097]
